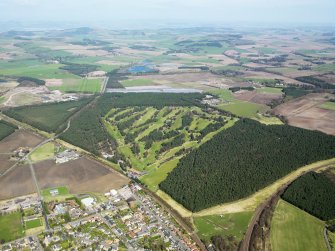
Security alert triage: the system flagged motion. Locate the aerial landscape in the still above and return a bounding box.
[0,0,334,250]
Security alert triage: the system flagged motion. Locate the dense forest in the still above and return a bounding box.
[105,93,205,108]
[60,95,116,154]
[4,98,92,132]
[106,70,127,88]
[282,172,335,221]
[160,119,335,212]
[60,63,98,77]
[0,120,18,140]
[295,76,334,89]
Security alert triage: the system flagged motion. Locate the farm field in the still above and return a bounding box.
[4,98,92,132]
[273,93,335,135]
[48,78,103,93]
[34,157,129,194]
[0,130,43,153]
[194,211,253,242]
[0,211,24,243]
[0,164,36,200]
[319,101,335,111]
[271,199,327,251]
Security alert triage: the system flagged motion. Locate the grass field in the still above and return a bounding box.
[30,142,55,162]
[0,59,75,79]
[208,89,270,118]
[121,78,154,87]
[255,87,283,94]
[271,199,327,251]
[25,218,42,229]
[0,211,24,242]
[218,101,269,118]
[49,78,102,93]
[194,211,253,242]
[42,186,71,202]
[319,101,335,111]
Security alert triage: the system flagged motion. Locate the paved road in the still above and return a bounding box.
[239,160,335,251]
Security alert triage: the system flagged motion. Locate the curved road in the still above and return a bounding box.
[239,160,335,251]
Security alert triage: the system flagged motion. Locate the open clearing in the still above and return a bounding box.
[271,199,327,251]
[25,218,42,229]
[34,157,129,194]
[273,93,335,135]
[0,154,15,174]
[194,211,253,242]
[0,130,43,153]
[0,164,35,200]
[30,142,55,163]
[233,90,282,105]
[0,211,24,242]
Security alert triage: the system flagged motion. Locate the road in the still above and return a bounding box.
[324,228,332,251]
[239,160,335,251]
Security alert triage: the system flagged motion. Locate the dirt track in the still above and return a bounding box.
[239,160,335,251]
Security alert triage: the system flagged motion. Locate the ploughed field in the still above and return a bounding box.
[34,157,128,194]
[160,119,335,212]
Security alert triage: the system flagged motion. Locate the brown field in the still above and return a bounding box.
[34,157,129,194]
[0,130,44,153]
[0,164,35,200]
[45,79,63,87]
[234,90,283,105]
[273,93,335,135]
[0,154,15,174]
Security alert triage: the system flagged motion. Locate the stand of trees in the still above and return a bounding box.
[0,120,18,140]
[282,172,335,221]
[295,76,334,89]
[160,119,335,212]
[4,98,92,132]
[60,63,98,77]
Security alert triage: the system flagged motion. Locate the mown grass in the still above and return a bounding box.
[255,87,283,94]
[271,199,327,251]
[49,78,102,93]
[25,218,42,229]
[319,101,335,111]
[121,78,154,87]
[42,186,72,202]
[30,142,55,162]
[0,211,24,243]
[194,211,253,242]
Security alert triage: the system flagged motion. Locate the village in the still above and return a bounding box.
[0,183,199,251]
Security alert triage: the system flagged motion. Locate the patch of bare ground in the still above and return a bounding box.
[244,70,302,85]
[273,93,335,135]
[34,157,129,194]
[45,79,63,87]
[0,130,44,153]
[0,164,35,200]
[234,90,283,105]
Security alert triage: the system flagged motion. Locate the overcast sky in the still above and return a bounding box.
[0,0,334,28]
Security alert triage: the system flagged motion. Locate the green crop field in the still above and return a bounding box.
[0,212,24,243]
[319,101,335,111]
[194,211,253,242]
[121,78,154,87]
[25,218,42,229]
[4,98,92,132]
[271,200,327,251]
[0,59,76,79]
[255,87,283,94]
[49,78,102,93]
[30,142,55,162]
